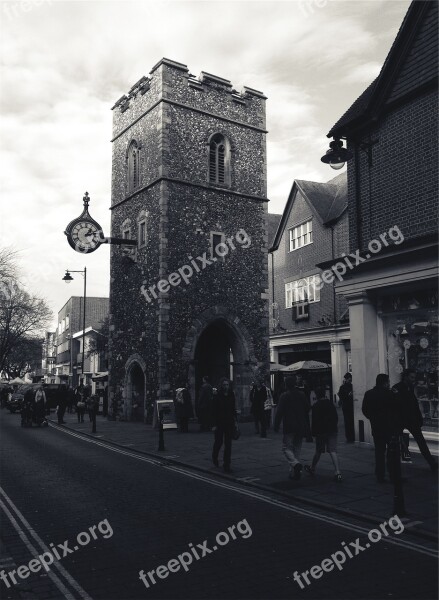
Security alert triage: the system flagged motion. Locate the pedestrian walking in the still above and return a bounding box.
[274,376,311,480]
[175,384,193,432]
[392,369,437,471]
[212,378,237,473]
[362,374,394,482]
[338,373,355,442]
[56,384,68,424]
[34,385,47,425]
[197,376,214,432]
[66,386,75,413]
[250,376,271,438]
[305,387,342,481]
[75,384,86,423]
[87,394,96,422]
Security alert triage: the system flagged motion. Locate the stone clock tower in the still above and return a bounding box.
[108,58,270,420]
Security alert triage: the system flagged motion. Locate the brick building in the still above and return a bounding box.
[321,0,438,442]
[108,59,270,420]
[55,296,109,387]
[269,172,350,397]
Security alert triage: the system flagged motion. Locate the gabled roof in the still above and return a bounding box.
[270,172,347,252]
[328,1,437,138]
[266,213,282,247]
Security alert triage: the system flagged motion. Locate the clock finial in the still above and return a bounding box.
[83,191,90,209]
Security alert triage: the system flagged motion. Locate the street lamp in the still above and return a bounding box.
[62,267,87,383]
[321,138,353,170]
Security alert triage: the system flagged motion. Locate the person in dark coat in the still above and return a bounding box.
[66,386,75,413]
[57,384,68,424]
[338,373,355,442]
[250,377,269,437]
[175,384,193,432]
[212,378,237,473]
[197,376,214,432]
[75,384,86,423]
[362,374,398,482]
[305,387,342,481]
[274,376,310,480]
[392,369,437,471]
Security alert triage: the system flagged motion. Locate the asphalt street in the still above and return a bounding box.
[0,411,437,600]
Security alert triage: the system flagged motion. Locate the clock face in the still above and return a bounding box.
[67,220,103,253]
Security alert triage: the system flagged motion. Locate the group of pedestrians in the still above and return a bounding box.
[362,368,437,482]
[171,367,436,484]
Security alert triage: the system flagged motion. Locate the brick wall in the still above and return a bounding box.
[347,87,438,252]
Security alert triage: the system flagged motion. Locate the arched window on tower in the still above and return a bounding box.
[208,134,231,187]
[127,140,141,192]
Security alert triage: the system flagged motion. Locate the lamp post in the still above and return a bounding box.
[62,267,87,384]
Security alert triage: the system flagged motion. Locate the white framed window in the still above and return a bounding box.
[285,275,321,308]
[289,219,313,251]
[65,314,70,330]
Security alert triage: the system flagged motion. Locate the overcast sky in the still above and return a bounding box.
[0,0,410,329]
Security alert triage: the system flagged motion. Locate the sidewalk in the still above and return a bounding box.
[53,410,438,539]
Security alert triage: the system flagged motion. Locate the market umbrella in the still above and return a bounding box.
[9,377,26,385]
[91,372,108,381]
[269,362,285,372]
[280,360,331,372]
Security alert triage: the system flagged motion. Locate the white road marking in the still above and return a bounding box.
[0,488,92,599]
[48,423,438,559]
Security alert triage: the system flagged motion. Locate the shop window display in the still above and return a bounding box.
[382,290,438,432]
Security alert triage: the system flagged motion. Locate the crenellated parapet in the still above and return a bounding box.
[112,58,267,140]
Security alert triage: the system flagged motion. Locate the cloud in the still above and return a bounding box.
[0,0,411,327]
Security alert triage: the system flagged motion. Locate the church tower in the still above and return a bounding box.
[108,58,270,419]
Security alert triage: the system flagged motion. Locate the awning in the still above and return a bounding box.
[91,372,108,381]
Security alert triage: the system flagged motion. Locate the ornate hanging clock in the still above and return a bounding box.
[64,192,136,254]
[64,192,104,254]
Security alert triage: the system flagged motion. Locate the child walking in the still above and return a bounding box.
[305,387,342,482]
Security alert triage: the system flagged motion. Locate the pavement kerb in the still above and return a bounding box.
[48,419,438,544]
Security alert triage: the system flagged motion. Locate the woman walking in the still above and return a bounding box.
[212,378,237,474]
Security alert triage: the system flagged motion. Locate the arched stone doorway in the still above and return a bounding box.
[124,355,146,422]
[184,307,258,414]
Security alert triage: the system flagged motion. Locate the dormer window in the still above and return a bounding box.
[127,140,141,192]
[208,133,231,187]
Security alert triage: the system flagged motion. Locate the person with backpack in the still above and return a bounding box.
[305,387,342,482]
